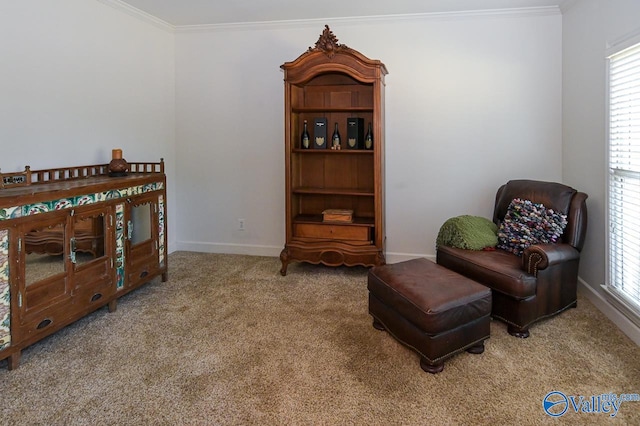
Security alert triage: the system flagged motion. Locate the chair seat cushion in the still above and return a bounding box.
[436,246,537,299]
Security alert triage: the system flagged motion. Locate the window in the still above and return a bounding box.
[606,40,640,324]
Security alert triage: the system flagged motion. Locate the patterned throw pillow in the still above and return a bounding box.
[497,198,568,256]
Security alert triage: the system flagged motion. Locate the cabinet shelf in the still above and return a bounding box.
[294,214,374,227]
[292,149,373,155]
[293,187,374,197]
[292,107,374,113]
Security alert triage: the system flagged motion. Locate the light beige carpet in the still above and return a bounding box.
[0,252,638,425]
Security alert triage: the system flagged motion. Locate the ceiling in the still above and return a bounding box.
[118,0,569,27]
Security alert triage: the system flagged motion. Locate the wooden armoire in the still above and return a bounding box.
[279,26,388,275]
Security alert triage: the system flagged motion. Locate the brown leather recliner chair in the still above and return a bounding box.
[436,180,588,338]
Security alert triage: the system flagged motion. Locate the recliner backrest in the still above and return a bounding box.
[492,179,588,251]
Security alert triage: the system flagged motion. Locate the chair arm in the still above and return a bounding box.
[522,243,580,276]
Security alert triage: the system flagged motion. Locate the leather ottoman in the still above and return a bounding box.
[368,258,491,373]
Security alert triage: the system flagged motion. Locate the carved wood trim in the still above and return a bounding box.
[310,25,347,58]
[281,25,388,85]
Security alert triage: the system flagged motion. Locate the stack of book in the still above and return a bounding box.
[322,209,353,223]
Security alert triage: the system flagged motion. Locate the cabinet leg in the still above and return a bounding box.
[8,351,21,370]
[279,248,289,276]
[108,300,118,313]
[161,271,168,282]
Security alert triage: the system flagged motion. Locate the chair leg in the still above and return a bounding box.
[508,324,530,338]
[372,318,385,331]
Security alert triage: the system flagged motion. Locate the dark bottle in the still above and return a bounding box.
[300,120,310,149]
[331,122,341,149]
[365,122,373,150]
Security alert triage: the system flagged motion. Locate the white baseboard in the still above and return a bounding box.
[167,241,179,254]
[578,277,640,346]
[384,251,434,264]
[173,244,435,263]
[175,241,282,257]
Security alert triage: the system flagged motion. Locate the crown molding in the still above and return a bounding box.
[96,2,560,35]
[558,0,582,14]
[606,26,640,54]
[97,0,175,32]
[173,6,561,34]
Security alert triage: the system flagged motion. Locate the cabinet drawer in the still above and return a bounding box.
[128,261,159,287]
[294,223,370,241]
[15,305,73,343]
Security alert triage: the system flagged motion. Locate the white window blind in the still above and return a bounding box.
[607,41,640,320]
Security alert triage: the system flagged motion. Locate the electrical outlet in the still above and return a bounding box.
[238,218,245,231]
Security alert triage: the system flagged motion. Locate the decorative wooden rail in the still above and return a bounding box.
[30,164,109,184]
[1,158,164,189]
[128,160,165,174]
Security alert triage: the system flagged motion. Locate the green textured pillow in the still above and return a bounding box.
[436,215,498,250]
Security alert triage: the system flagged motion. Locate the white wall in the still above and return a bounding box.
[563,0,640,344]
[0,0,177,251]
[174,12,563,260]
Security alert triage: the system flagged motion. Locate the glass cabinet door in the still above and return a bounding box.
[20,212,70,322]
[71,206,114,303]
[73,210,106,265]
[130,202,152,245]
[24,222,66,286]
[126,194,159,288]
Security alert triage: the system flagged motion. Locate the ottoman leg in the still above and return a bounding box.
[466,342,485,354]
[420,357,444,374]
[372,318,385,331]
[419,341,485,375]
[507,324,530,339]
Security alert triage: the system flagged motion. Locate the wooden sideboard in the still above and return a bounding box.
[0,160,168,369]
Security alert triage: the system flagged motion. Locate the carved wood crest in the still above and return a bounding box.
[310,25,347,58]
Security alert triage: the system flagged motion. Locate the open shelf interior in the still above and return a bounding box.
[293,153,373,191]
[291,73,374,151]
[294,214,374,227]
[291,192,374,221]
